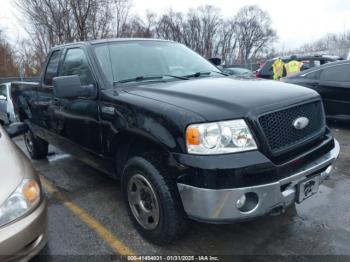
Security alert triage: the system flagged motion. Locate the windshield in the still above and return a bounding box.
[93,40,219,85]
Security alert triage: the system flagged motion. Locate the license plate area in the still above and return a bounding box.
[296,175,320,203]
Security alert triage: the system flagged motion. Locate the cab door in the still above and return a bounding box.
[0,84,8,123]
[35,49,63,131]
[53,47,102,154]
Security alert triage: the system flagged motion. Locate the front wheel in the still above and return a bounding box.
[24,130,48,160]
[122,155,188,245]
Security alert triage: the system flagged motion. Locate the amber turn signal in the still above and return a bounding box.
[22,180,40,204]
[186,127,201,145]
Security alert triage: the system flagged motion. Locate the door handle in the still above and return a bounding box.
[310,82,319,87]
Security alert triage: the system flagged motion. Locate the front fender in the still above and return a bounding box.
[100,104,204,157]
[102,115,180,156]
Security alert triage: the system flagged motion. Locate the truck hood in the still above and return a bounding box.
[124,77,320,121]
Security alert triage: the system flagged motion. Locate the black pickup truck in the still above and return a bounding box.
[12,39,340,244]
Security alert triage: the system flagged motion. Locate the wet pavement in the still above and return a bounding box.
[14,122,350,260]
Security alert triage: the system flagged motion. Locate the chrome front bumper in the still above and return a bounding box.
[177,140,340,222]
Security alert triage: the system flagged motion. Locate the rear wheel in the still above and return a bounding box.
[122,155,188,245]
[24,130,48,160]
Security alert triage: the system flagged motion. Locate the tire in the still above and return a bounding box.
[122,154,189,245]
[24,129,48,160]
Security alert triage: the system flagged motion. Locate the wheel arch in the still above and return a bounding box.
[111,130,177,178]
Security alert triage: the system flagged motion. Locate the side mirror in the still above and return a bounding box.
[53,75,96,99]
[0,95,6,100]
[208,58,222,66]
[5,122,28,138]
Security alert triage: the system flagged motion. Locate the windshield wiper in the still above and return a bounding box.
[213,70,229,76]
[114,75,163,84]
[183,70,228,78]
[164,74,189,80]
[183,71,211,78]
[113,74,189,84]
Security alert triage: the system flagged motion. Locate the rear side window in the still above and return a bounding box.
[60,48,94,85]
[0,85,6,97]
[320,64,350,82]
[44,50,62,86]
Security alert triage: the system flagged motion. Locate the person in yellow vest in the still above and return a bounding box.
[285,56,303,76]
[272,58,285,80]
[32,67,38,75]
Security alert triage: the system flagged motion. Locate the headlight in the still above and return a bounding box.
[0,179,41,227]
[186,119,257,155]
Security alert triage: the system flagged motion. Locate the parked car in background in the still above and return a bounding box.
[223,67,255,78]
[0,123,47,261]
[256,55,341,79]
[12,39,339,244]
[0,82,18,125]
[281,60,350,121]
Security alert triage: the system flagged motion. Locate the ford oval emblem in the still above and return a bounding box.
[293,117,309,130]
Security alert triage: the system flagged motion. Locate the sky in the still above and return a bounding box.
[1,0,350,50]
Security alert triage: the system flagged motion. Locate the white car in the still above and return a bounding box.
[0,82,17,124]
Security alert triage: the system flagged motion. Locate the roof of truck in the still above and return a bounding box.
[52,38,173,49]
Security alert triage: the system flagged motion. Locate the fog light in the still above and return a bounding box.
[236,192,259,213]
[236,194,246,209]
[321,165,333,181]
[326,165,333,174]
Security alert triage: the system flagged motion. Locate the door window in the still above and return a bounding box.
[320,64,350,82]
[0,85,7,97]
[44,50,62,86]
[60,48,94,85]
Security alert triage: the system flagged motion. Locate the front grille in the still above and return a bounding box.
[258,101,325,155]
